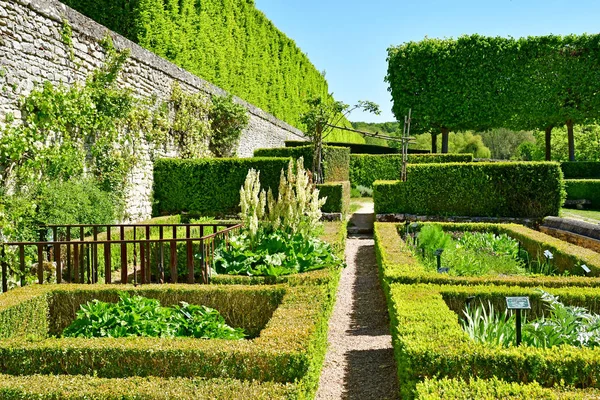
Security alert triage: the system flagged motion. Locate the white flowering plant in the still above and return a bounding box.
[215,158,340,277]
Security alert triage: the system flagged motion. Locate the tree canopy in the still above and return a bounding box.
[386,34,600,160]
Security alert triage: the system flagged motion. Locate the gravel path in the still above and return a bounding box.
[315,234,399,400]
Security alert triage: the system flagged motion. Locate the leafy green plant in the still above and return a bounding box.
[462,290,600,348]
[214,231,340,277]
[417,225,451,255]
[215,158,342,277]
[63,292,245,340]
[462,301,515,347]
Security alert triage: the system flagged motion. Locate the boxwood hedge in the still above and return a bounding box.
[374,222,600,288]
[0,375,299,399]
[0,283,330,398]
[253,145,350,182]
[317,181,351,215]
[385,283,600,399]
[350,154,473,188]
[153,157,290,216]
[416,377,600,400]
[565,179,600,208]
[373,162,564,218]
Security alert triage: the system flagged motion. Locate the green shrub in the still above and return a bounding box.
[561,162,600,179]
[374,222,600,288]
[373,162,564,218]
[385,283,600,398]
[317,181,350,214]
[565,179,600,208]
[416,377,600,400]
[153,158,290,216]
[0,374,300,399]
[253,146,350,182]
[350,154,473,188]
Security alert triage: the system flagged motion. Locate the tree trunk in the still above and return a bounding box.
[431,133,438,153]
[441,127,449,154]
[566,119,575,162]
[312,125,324,184]
[544,126,553,161]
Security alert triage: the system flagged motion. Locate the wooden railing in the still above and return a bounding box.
[1,223,242,293]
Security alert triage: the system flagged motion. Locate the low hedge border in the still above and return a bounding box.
[0,283,330,397]
[416,377,600,400]
[350,154,473,188]
[374,222,600,288]
[0,375,299,400]
[317,181,351,215]
[386,283,600,399]
[565,179,600,208]
[373,162,564,218]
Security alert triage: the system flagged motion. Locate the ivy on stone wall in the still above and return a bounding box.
[0,36,249,245]
[59,0,360,142]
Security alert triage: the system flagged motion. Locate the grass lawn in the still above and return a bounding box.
[561,208,600,224]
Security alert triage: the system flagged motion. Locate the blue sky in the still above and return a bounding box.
[254,0,600,123]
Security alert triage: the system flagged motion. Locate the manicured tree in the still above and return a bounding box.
[386,35,517,153]
[387,34,600,160]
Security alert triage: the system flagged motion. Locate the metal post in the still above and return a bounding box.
[516,309,522,346]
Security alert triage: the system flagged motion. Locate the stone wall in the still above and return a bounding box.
[0,0,306,221]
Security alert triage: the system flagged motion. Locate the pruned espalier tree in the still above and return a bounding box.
[300,97,380,183]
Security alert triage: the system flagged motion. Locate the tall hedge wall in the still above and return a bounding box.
[61,0,337,129]
[153,158,290,216]
[565,179,600,208]
[561,162,600,179]
[373,162,564,218]
[350,154,473,188]
[253,146,350,182]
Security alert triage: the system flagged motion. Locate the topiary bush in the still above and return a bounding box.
[253,145,350,182]
[350,154,473,188]
[317,181,351,215]
[152,158,290,216]
[373,162,564,218]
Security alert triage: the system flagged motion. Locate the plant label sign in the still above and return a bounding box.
[506,296,531,310]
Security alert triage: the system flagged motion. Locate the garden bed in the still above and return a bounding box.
[385,283,600,399]
[0,282,334,399]
[375,222,600,288]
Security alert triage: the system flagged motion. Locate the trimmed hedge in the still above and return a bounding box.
[565,179,600,208]
[561,162,600,179]
[285,140,400,154]
[253,145,350,182]
[0,375,299,399]
[374,222,600,288]
[318,181,351,215]
[386,283,600,399]
[416,377,600,400]
[373,162,564,218]
[350,154,473,187]
[0,284,327,395]
[153,157,290,216]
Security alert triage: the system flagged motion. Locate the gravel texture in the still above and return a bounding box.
[315,234,399,400]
